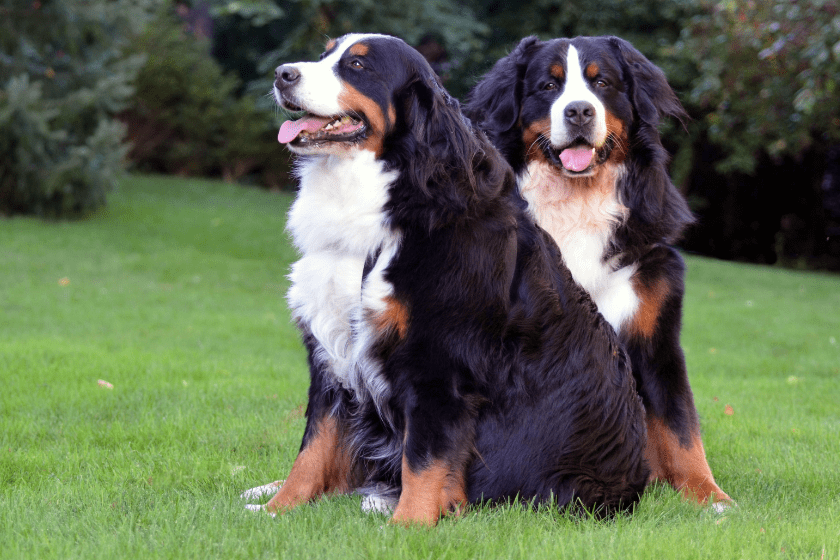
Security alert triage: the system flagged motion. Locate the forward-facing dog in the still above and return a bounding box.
[242,34,648,526]
[465,35,732,508]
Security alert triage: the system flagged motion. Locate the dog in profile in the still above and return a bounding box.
[242,33,648,526]
[465,35,732,509]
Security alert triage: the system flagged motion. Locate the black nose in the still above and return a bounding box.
[564,101,595,127]
[275,65,301,89]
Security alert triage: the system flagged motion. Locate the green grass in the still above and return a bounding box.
[1,174,839,559]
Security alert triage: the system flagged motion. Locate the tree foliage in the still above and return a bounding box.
[122,9,285,186]
[0,0,152,216]
[678,0,840,175]
[6,0,836,267]
[209,0,489,100]
[667,0,840,268]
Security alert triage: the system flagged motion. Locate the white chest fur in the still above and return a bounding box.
[518,161,639,332]
[286,151,400,403]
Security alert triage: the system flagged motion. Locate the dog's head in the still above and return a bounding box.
[466,35,686,177]
[275,33,455,159]
[275,33,511,219]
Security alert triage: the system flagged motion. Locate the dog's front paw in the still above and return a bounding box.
[241,480,284,516]
[240,480,284,501]
[244,503,277,518]
[357,483,400,515]
[361,492,398,515]
[711,499,737,514]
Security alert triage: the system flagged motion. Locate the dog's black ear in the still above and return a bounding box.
[607,36,694,244]
[608,36,687,127]
[465,36,541,133]
[397,69,483,203]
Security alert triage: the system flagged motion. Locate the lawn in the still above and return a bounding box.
[1,175,838,559]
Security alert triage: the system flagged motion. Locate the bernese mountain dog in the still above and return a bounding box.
[241,33,648,526]
[464,35,733,509]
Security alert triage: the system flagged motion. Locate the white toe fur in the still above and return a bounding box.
[360,493,398,515]
[239,480,284,501]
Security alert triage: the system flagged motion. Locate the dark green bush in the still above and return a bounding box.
[0,0,149,217]
[123,11,290,188]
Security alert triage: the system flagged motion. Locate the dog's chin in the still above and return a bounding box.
[556,158,598,178]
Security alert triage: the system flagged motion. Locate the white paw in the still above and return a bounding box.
[711,500,734,514]
[239,480,284,501]
[241,480,283,517]
[244,503,276,518]
[360,493,398,515]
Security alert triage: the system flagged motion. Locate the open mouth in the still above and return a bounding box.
[542,136,615,175]
[277,110,367,147]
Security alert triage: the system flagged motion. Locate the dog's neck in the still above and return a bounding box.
[287,151,399,258]
[518,160,638,332]
[518,160,627,240]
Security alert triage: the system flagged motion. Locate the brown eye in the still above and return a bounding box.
[595,79,609,88]
[350,60,364,70]
[544,82,556,91]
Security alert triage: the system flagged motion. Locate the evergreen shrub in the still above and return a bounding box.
[123,12,289,188]
[0,0,149,217]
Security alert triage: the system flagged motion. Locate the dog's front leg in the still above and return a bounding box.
[263,414,355,514]
[390,393,472,526]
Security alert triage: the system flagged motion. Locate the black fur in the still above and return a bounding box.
[273,34,649,522]
[465,36,731,504]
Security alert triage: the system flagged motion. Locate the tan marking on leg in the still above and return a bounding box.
[264,416,354,514]
[391,455,468,527]
[629,276,670,339]
[645,415,732,505]
[371,296,410,339]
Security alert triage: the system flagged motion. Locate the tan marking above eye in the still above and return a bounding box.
[349,42,369,57]
[585,62,600,80]
[550,63,565,80]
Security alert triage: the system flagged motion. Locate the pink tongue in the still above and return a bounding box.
[559,147,596,172]
[277,116,332,144]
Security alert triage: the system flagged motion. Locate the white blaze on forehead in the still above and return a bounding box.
[549,44,608,148]
[273,33,392,116]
